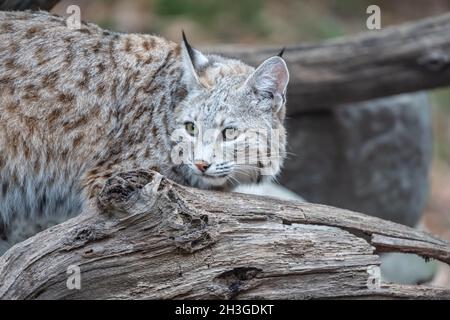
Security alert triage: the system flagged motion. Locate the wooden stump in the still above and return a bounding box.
[0,170,449,299]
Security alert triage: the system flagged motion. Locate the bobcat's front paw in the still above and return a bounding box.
[97,170,160,215]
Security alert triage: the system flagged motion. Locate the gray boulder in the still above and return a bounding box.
[281,92,432,227]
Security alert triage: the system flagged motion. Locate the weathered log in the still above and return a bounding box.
[0,169,449,299]
[210,13,450,114]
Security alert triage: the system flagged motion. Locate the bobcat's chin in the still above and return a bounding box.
[185,174,229,191]
[196,174,229,187]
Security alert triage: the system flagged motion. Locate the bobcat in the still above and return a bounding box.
[0,11,289,254]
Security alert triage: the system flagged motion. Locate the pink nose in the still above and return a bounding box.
[195,161,210,173]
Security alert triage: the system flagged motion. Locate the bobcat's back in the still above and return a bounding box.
[0,11,183,250]
[0,11,290,255]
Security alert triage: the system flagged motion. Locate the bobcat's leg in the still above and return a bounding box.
[83,171,114,201]
[83,162,162,199]
[83,167,160,214]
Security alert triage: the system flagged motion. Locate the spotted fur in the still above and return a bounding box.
[0,11,289,254]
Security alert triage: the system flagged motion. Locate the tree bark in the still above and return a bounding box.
[210,13,450,114]
[0,170,449,299]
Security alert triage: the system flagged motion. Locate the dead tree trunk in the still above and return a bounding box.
[210,13,450,113]
[0,170,449,299]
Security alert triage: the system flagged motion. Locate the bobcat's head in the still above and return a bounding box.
[172,33,289,191]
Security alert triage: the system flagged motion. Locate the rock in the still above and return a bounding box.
[281,92,432,227]
[380,253,437,284]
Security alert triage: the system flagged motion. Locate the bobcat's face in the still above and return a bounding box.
[171,35,289,190]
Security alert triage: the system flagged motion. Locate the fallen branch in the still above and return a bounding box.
[211,13,450,113]
[0,170,449,299]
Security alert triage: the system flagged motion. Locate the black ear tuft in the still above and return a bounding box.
[180,30,210,88]
[277,47,286,58]
[182,30,195,63]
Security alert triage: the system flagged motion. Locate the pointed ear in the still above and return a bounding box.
[246,56,289,111]
[277,47,285,57]
[181,31,209,89]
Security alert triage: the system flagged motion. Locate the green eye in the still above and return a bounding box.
[185,122,198,136]
[222,127,239,141]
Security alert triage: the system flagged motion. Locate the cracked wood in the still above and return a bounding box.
[0,170,449,299]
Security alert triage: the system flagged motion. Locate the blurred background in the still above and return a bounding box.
[51,0,450,285]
